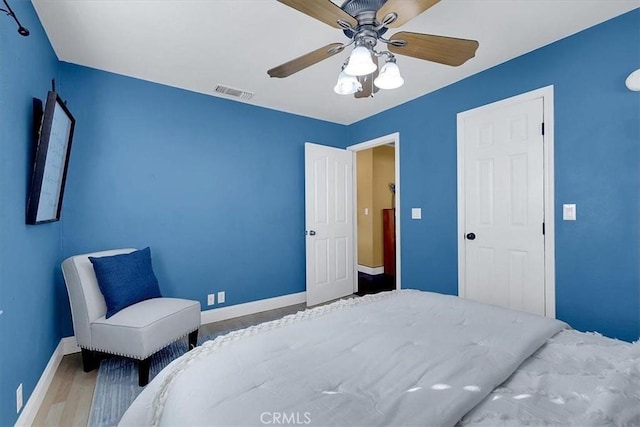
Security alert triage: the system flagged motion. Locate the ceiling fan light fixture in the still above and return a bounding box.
[334,71,362,95]
[344,45,377,77]
[374,61,404,90]
[269,0,480,99]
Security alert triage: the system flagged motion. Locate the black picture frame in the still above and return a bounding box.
[26,91,75,225]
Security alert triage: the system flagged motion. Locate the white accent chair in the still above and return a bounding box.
[61,248,201,386]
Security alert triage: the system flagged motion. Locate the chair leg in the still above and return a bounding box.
[138,357,151,387]
[188,329,198,350]
[81,349,98,372]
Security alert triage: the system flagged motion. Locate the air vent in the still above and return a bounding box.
[214,85,254,100]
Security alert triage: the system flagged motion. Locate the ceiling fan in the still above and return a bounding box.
[267,0,479,98]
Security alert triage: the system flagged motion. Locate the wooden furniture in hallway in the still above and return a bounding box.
[383,208,396,277]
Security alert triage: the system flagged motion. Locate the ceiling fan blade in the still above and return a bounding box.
[389,32,479,66]
[277,0,357,29]
[268,43,344,78]
[355,55,379,98]
[377,0,440,28]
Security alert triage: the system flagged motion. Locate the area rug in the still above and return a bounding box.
[88,334,216,427]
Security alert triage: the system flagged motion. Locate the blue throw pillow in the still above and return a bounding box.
[89,247,162,318]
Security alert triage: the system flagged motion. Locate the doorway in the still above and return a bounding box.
[457,86,555,317]
[304,133,400,307]
[348,133,400,295]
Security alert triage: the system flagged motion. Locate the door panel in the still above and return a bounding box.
[305,143,354,306]
[478,159,494,225]
[314,238,329,285]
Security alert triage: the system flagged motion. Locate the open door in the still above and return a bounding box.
[305,142,354,306]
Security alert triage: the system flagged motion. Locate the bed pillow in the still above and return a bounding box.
[89,247,162,318]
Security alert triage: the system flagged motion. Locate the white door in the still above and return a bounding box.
[305,143,354,306]
[460,97,545,315]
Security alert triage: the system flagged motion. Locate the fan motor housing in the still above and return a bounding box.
[341,0,388,39]
[341,0,387,15]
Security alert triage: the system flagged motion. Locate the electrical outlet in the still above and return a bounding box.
[217,291,225,304]
[16,383,23,413]
[207,294,215,306]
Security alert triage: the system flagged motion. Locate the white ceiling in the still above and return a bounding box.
[32,0,638,125]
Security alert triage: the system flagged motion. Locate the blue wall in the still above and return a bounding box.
[0,1,63,425]
[348,9,640,342]
[57,65,348,336]
[1,6,637,425]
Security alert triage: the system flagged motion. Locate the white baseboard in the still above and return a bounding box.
[62,336,81,355]
[357,265,384,275]
[201,292,306,325]
[15,340,65,427]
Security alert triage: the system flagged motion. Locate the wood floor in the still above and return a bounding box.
[32,303,306,427]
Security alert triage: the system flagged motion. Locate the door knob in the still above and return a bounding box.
[466,232,476,240]
[308,230,316,236]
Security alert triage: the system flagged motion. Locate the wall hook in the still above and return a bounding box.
[1,0,29,36]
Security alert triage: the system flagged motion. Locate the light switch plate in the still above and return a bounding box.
[563,204,576,220]
[411,208,422,220]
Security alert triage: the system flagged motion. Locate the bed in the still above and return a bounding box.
[119,290,640,426]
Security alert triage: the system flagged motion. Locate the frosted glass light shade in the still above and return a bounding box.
[344,46,377,77]
[334,71,362,95]
[374,62,404,90]
[626,69,640,91]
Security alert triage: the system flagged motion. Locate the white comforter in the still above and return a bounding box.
[461,329,640,426]
[120,290,567,426]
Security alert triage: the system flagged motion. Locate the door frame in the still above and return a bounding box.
[456,86,555,318]
[348,132,401,292]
